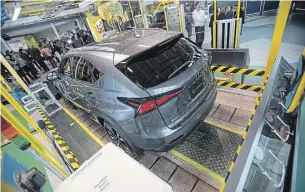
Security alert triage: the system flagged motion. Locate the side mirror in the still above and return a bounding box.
[46,71,58,81]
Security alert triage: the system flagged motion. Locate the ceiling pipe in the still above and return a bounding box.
[5,0,53,8]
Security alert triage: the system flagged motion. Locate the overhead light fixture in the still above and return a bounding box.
[12,2,21,21]
[79,0,97,8]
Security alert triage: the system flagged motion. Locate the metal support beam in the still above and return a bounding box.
[128,0,137,29]
[264,0,292,79]
[138,0,146,28]
[85,11,101,42]
[0,75,13,92]
[1,86,51,146]
[164,6,169,30]
[75,19,82,30]
[234,0,241,48]
[213,0,217,48]
[51,23,60,39]
[177,0,183,32]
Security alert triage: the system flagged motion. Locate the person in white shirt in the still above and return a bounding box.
[192,1,208,48]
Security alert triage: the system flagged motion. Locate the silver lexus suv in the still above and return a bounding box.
[54,29,216,157]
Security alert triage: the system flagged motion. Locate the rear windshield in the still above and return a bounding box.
[116,36,199,89]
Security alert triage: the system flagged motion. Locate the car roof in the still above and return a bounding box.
[69,29,180,57]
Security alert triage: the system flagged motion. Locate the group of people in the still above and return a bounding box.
[185,2,246,48]
[3,43,60,85]
[2,28,95,85]
[67,30,95,49]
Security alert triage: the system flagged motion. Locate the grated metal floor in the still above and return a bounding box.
[175,123,242,178]
[50,110,102,164]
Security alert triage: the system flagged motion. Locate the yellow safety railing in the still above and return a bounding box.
[264,0,292,80]
[0,75,13,92]
[213,0,217,48]
[128,0,137,29]
[234,0,241,48]
[1,104,68,178]
[177,0,182,32]
[164,6,169,30]
[1,86,52,145]
[138,0,146,28]
[85,11,102,42]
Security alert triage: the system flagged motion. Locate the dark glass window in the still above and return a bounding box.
[116,36,197,88]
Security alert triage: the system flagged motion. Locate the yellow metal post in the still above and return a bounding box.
[0,86,52,145]
[264,0,292,79]
[138,0,146,28]
[213,0,217,48]
[177,0,183,32]
[1,104,68,178]
[1,54,30,94]
[234,0,241,48]
[116,16,122,33]
[0,75,13,92]
[128,0,137,29]
[164,6,169,30]
[85,11,101,42]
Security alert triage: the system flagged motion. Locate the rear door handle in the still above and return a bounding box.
[87,92,93,95]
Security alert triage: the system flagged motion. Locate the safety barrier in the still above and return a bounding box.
[212,65,265,92]
[211,66,265,76]
[36,105,80,171]
[220,77,268,192]
[215,18,242,48]
[216,81,262,92]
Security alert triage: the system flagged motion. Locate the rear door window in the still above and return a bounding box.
[75,58,103,83]
[116,36,196,88]
[59,56,81,77]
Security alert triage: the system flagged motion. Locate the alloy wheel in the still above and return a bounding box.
[105,123,131,154]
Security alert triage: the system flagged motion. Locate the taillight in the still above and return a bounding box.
[118,89,183,116]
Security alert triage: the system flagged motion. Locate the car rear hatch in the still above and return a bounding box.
[116,35,213,129]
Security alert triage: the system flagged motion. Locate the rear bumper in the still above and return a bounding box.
[130,84,217,152]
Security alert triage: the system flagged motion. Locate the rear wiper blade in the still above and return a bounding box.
[168,61,193,79]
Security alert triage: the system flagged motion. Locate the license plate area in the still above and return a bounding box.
[189,78,205,98]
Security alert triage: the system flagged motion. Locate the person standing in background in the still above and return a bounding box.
[49,41,60,63]
[218,7,227,20]
[5,55,31,84]
[225,6,233,19]
[72,33,85,48]
[233,5,246,35]
[29,45,50,72]
[85,31,95,44]
[12,53,37,82]
[192,1,208,48]
[19,48,39,76]
[209,12,215,48]
[41,44,57,68]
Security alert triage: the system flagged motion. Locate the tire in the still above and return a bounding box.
[104,120,143,159]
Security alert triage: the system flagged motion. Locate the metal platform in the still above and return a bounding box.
[49,110,102,164]
[173,122,242,178]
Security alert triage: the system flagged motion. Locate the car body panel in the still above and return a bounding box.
[55,29,216,152]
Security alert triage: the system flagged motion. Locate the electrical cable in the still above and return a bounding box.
[43,125,74,174]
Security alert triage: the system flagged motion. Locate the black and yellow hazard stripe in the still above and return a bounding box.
[211,66,265,76]
[220,77,269,192]
[217,80,262,92]
[35,106,80,171]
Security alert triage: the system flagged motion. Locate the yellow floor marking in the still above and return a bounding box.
[204,120,244,136]
[171,150,225,183]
